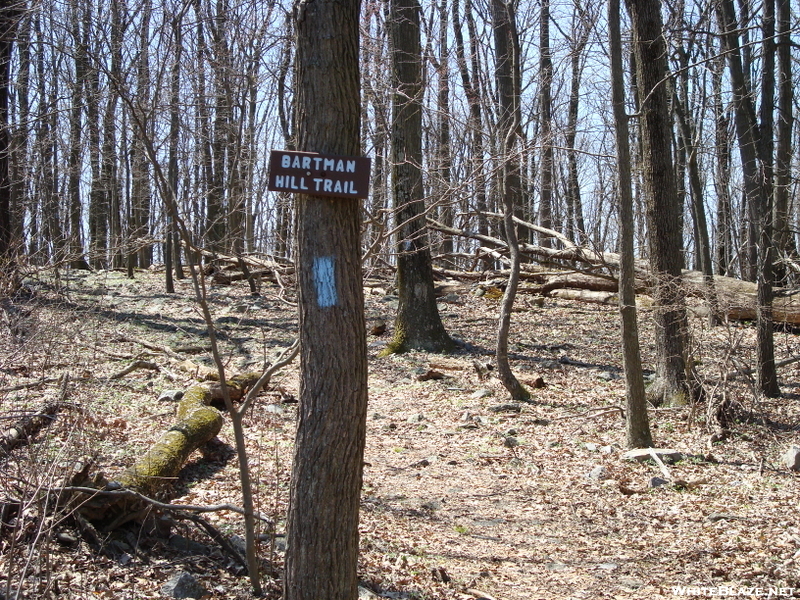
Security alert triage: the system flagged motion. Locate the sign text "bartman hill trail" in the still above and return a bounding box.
[268,150,371,200]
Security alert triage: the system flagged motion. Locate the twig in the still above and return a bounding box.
[714,355,800,383]
[61,485,274,525]
[108,360,160,380]
[0,378,59,393]
[174,511,249,571]
[121,334,185,361]
[238,340,300,415]
[549,406,625,421]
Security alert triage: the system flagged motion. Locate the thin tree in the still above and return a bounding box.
[0,0,17,271]
[537,0,553,248]
[717,0,779,396]
[492,0,529,402]
[610,0,652,448]
[772,0,793,284]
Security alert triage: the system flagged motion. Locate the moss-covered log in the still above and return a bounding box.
[117,385,222,495]
[79,373,263,525]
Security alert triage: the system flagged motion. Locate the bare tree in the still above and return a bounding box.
[717,0,779,396]
[625,0,691,406]
[610,0,652,448]
[492,0,529,402]
[382,0,454,355]
[284,0,368,597]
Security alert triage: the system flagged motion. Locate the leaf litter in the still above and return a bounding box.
[0,269,799,599]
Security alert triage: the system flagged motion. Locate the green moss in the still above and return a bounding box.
[119,384,223,495]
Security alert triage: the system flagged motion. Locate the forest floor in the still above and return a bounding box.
[1,267,800,600]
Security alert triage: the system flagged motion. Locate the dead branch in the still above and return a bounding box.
[108,360,160,380]
[63,485,273,524]
[549,406,625,421]
[0,374,70,455]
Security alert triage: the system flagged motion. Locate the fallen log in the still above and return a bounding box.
[428,217,800,325]
[116,385,223,496]
[79,372,262,525]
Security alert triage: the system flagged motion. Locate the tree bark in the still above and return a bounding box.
[0,0,17,265]
[717,0,779,397]
[609,0,651,448]
[625,0,690,406]
[284,0,368,597]
[772,0,793,283]
[537,0,553,248]
[492,0,529,402]
[382,0,453,355]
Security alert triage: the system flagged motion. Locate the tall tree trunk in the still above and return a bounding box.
[131,0,152,269]
[564,1,590,246]
[208,0,229,254]
[772,0,793,284]
[105,0,124,269]
[85,1,104,269]
[671,73,718,323]
[711,48,733,276]
[718,0,779,397]
[67,3,89,270]
[9,5,29,259]
[0,0,17,265]
[453,0,489,266]
[537,0,553,248]
[193,0,214,255]
[34,13,62,262]
[625,0,690,406]
[166,13,184,293]
[284,0,368,597]
[492,0,529,402]
[383,0,453,355]
[610,0,651,449]
[434,0,453,263]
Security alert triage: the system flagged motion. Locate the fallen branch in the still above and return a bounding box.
[64,485,273,523]
[549,406,625,421]
[0,374,70,455]
[108,360,160,380]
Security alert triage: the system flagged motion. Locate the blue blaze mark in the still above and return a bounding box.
[313,256,337,307]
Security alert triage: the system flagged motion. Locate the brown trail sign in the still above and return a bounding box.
[268,150,371,199]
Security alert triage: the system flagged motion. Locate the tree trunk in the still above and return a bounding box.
[772,0,793,284]
[383,0,453,356]
[712,49,733,276]
[67,3,89,270]
[492,0,529,402]
[537,0,553,248]
[671,74,719,324]
[0,0,17,264]
[564,1,591,246]
[625,0,690,406]
[434,0,453,262]
[284,0,368,597]
[453,0,489,267]
[718,0,779,397]
[609,0,651,448]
